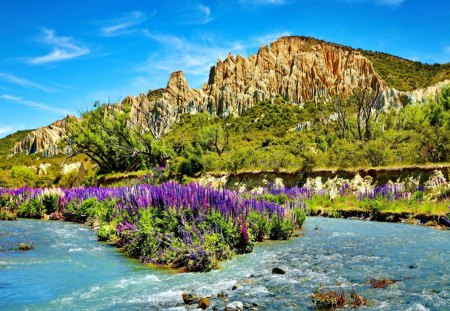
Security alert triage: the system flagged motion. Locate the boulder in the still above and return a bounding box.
[181,293,199,305]
[225,301,244,311]
[198,297,210,309]
[272,267,286,274]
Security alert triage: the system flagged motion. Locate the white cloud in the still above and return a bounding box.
[254,31,292,45]
[26,28,89,64]
[0,72,56,93]
[100,11,151,36]
[0,94,74,115]
[138,31,293,89]
[142,33,246,79]
[177,2,213,24]
[0,125,13,136]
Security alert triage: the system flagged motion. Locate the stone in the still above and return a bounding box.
[232,284,240,290]
[226,301,244,311]
[272,267,286,274]
[198,297,211,309]
[217,291,227,299]
[38,163,51,175]
[182,293,199,304]
[61,162,82,175]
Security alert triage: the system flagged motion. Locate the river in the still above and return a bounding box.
[1,218,449,310]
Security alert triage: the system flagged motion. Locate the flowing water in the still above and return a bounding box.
[1,218,449,310]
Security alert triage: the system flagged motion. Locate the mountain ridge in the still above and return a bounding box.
[7,35,450,157]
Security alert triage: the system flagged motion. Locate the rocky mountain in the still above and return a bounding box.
[10,117,72,157]
[9,36,450,156]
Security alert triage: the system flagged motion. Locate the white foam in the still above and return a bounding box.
[68,248,84,252]
[406,303,430,311]
[331,232,356,237]
[144,274,162,282]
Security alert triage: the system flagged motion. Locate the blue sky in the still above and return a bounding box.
[1,0,449,137]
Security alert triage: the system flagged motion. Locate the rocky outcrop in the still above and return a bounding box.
[380,79,450,110]
[10,117,72,156]
[121,36,385,132]
[10,36,450,155]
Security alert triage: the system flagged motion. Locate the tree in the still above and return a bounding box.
[328,95,353,139]
[350,87,381,141]
[66,102,173,173]
[198,122,229,156]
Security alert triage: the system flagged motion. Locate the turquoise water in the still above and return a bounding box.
[1,218,449,310]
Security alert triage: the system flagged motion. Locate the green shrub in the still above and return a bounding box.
[41,194,59,214]
[17,198,44,218]
[96,223,117,241]
[293,207,306,227]
[247,211,270,242]
[269,216,293,240]
[10,166,36,186]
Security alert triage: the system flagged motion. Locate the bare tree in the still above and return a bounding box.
[350,87,381,141]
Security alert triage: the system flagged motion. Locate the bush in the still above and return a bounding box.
[17,198,44,218]
[269,216,294,240]
[96,223,117,241]
[0,209,17,220]
[41,194,59,214]
[293,207,306,227]
[10,166,35,186]
[247,211,270,242]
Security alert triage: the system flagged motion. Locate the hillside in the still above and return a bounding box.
[0,35,449,188]
[362,50,450,91]
[8,36,450,159]
[0,130,32,160]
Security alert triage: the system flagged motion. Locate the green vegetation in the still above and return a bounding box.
[362,50,450,91]
[305,194,449,217]
[2,85,449,186]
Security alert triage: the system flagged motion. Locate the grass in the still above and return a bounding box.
[361,50,450,91]
[306,195,449,217]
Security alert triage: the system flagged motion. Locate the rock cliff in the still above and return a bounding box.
[10,117,71,157]
[9,36,450,156]
[118,36,386,137]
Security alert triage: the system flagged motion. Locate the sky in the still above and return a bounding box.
[0,0,449,137]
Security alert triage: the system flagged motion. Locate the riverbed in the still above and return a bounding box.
[1,218,449,310]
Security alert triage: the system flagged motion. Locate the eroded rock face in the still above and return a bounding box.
[380,79,450,110]
[10,117,71,156]
[10,36,449,155]
[121,36,385,132]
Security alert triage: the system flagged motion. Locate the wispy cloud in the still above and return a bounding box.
[138,31,294,89]
[0,125,13,136]
[0,72,56,93]
[254,31,291,45]
[100,11,151,36]
[0,94,73,115]
[142,33,246,78]
[25,28,89,64]
[181,3,212,24]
